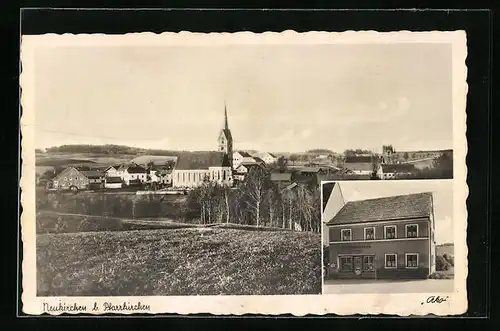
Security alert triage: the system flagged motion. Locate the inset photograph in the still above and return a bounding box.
[322,180,454,294]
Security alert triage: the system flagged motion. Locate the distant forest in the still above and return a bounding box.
[42,144,195,156]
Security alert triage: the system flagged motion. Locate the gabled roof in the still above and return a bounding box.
[343,162,373,172]
[126,165,147,173]
[267,153,277,158]
[80,170,104,178]
[175,151,231,170]
[235,151,252,157]
[253,157,265,164]
[270,172,292,181]
[326,192,433,225]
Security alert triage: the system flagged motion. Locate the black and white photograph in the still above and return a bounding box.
[20,31,467,316]
[322,180,455,294]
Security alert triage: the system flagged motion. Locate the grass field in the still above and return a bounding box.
[37,227,321,296]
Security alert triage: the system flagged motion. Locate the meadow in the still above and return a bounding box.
[37,226,322,296]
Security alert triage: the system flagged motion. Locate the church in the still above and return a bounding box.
[171,105,234,189]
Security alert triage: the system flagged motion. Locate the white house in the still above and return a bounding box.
[232,151,257,169]
[104,165,121,178]
[234,163,263,181]
[256,152,278,165]
[116,163,148,185]
[322,182,346,246]
[377,163,416,180]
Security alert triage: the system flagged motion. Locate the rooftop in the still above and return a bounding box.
[326,192,433,225]
[175,151,231,170]
[270,172,292,181]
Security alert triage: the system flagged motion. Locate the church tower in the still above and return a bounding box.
[218,102,233,168]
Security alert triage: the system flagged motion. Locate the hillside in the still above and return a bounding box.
[37,228,321,296]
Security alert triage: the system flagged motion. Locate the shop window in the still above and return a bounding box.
[385,225,397,239]
[406,253,419,268]
[339,256,353,272]
[341,229,352,241]
[385,254,397,268]
[406,224,418,238]
[363,256,374,271]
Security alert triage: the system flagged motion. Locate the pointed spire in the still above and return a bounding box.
[224,100,229,130]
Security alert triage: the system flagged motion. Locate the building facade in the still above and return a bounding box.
[52,167,104,190]
[326,192,436,280]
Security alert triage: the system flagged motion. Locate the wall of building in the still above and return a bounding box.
[53,168,89,190]
[328,239,430,279]
[329,218,430,242]
[172,169,210,188]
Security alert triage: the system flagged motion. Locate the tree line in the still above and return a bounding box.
[185,166,321,232]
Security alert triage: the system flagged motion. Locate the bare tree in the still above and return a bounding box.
[241,167,270,227]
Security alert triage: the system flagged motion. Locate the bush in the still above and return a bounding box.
[436,255,451,271]
[428,272,453,280]
[443,253,454,266]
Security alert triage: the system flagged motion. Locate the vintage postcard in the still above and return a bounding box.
[20,30,467,316]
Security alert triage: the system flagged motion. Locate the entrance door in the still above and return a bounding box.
[353,256,363,275]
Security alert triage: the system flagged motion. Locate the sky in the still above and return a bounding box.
[34,43,453,153]
[332,180,454,244]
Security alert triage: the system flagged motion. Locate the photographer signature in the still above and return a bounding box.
[421,295,449,305]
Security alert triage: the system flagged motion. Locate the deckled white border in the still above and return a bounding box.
[20,30,468,316]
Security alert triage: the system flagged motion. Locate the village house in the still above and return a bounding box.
[103,165,121,178]
[253,152,278,165]
[52,167,105,191]
[270,172,292,190]
[116,163,148,185]
[343,156,375,176]
[321,182,346,247]
[232,151,257,169]
[104,176,123,189]
[325,192,436,280]
[377,163,416,180]
[171,106,233,189]
[234,163,264,182]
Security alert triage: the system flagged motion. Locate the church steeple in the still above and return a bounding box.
[224,101,229,130]
[218,101,233,168]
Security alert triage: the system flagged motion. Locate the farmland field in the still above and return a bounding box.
[37,227,321,296]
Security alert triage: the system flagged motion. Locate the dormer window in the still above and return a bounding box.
[341,229,352,241]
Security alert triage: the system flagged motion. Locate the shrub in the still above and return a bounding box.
[436,255,451,271]
[428,272,453,280]
[443,253,454,266]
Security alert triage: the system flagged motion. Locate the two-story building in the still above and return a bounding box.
[325,192,436,280]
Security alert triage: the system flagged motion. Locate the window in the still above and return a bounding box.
[385,225,397,239]
[364,227,375,240]
[363,256,374,271]
[341,229,352,241]
[406,254,419,268]
[339,256,353,272]
[385,254,397,268]
[406,224,418,238]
